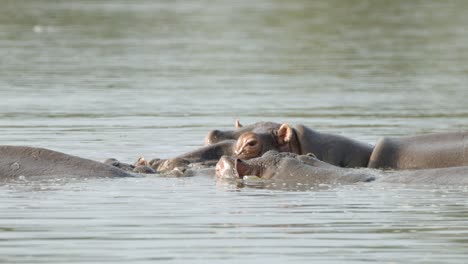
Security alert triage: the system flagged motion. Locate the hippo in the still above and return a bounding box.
[135,140,236,173]
[230,122,468,170]
[368,132,468,169]
[0,146,135,180]
[216,151,468,189]
[128,120,468,174]
[104,158,156,174]
[233,123,373,168]
[106,156,217,177]
[136,121,282,174]
[204,120,281,145]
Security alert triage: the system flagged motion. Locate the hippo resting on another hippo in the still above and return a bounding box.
[135,120,368,174]
[0,146,136,181]
[208,121,468,170]
[216,151,468,189]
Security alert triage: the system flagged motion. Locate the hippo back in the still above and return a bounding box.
[0,146,133,179]
[368,132,468,169]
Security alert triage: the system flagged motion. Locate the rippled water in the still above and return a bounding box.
[1,0,468,263]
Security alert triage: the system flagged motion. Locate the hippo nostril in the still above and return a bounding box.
[235,158,250,179]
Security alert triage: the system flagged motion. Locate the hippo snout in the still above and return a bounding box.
[216,156,239,179]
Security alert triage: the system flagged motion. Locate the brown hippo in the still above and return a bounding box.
[232,122,468,170]
[216,151,468,189]
[234,123,373,168]
[0,146,135,180]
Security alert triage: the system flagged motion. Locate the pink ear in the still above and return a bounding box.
[134,157,147,166]
[235,159,250,177]
[276,123,293,145]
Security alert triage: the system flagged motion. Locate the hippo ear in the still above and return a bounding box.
[235,159,250,177]
[235,119,243,129]
[134,156,147,166]
[276,123,293,145]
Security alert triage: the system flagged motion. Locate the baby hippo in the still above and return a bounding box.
[216,151,468,189]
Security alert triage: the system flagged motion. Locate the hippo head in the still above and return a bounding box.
[233,123,301,160]
[216,151,317,180]
[204,121,281,145]
[216,150,374,188]
[216,152,275,180]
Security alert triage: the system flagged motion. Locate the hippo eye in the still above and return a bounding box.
[247,140,257,147]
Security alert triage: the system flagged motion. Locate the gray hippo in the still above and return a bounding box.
[368,132,468,169]
[0,146,135,180]
[104,158,156,174]
[106,156,216,177]
[229,122,468,170]
[127,120,468,174]
[216,151,468,189]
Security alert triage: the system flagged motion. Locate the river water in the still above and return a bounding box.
[1,0,468,263]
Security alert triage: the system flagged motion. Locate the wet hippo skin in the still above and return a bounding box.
[104,158,156,174]
[0,146,134,180]
[216,151,374,185]
[368,131,468,169]
[149,140,236,172]
[233,123,374,168]
[216,151,468,187]
[104,140,237,175]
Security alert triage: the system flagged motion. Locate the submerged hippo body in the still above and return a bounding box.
[216,151,375,186]
[216,151,468,188]
[104,158,156,174]
[369,132,468,169]
[148,140,236,173]
[0,146,135,180]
